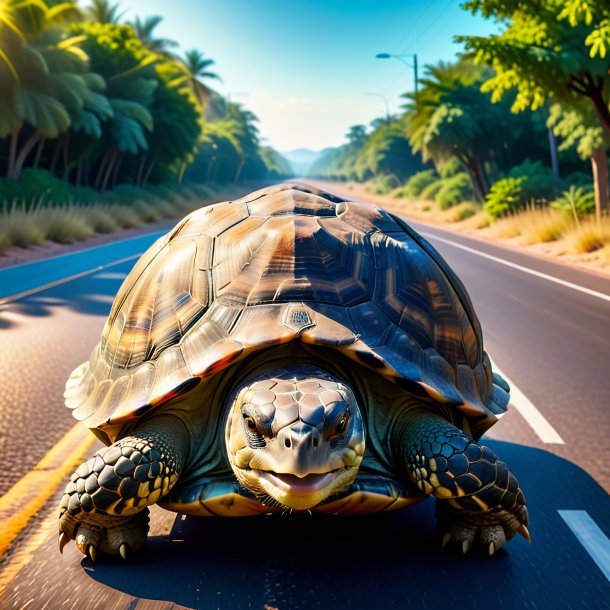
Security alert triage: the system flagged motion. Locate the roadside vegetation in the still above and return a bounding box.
[309,1,610,262]
[0,0,291,255]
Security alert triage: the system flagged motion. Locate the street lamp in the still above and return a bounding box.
[375,52,418,99]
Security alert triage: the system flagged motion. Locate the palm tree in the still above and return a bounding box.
[0,0,101,180]
[130,15,177,56]
[180,49,221,105]
[86,0,125,24]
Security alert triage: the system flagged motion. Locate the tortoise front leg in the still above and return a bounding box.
[394,410,529,555]
[58,415,189,560]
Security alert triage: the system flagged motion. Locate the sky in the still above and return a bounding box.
[123,0,499,153]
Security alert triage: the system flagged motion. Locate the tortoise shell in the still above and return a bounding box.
[65,184,508,440]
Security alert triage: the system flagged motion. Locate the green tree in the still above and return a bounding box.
[458,0,610,212]
[85,0,125,24]
[130,15,177,56]
[179,49,221,106]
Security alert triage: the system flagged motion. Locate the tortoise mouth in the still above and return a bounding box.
[258,469,343,495]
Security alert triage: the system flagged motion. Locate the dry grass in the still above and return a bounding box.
[565,217,610,253]
[441,202,479,223]
[0,185,230,256]
[519,207,570,245]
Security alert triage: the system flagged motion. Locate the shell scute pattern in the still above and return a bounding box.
[64,183,507,440]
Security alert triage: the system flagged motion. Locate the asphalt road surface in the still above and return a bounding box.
[0,185,609,608]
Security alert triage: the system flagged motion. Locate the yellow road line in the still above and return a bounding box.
[0,422,96,560]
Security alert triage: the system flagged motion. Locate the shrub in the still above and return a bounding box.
[519,207,569,245]
[420,181,443,201]
[373,175,401,195]
[38,205,94,243]
[484,177,526,218]
[403,170,437,199]
[111,205,144,228]
[133,200,162,223]
[1,201,45,246]
[439,157,463,179]
[551,186,595,221]
[436,173,472,209]
[485,160,557,218]
[84,206,119,233]
[566,218,610,253]
[443,202,479,222]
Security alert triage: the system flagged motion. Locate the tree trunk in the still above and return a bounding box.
[547,127,560,182]
[50,136,63,175]
[11,132,41,180]
[76,159,84,186]
[33,138,46,169]
[7,129,20,179]
[234,157,246,183]
[589,88,610,137]
[591,147,609,222]
[61,133,71,180]
[459,154,487,203]
[100,148,118,193]
[110,153,123,189]
[95,150,112,190]
[142,159,155,186]
[136,154,147,186]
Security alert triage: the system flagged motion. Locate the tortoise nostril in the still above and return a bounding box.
[285,438,291,448]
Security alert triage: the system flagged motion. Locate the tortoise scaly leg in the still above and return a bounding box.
[58,416,189,560]
[394,410,529,555]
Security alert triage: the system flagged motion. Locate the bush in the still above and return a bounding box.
[38,205,94,243]
[551,186,595,220]
[403,170,437,199]
[372,175,401,195]
[484,177,525,218]
[439,157,463,179]
[1,201,45,246]
[485,160,557,218]
[443,202,479,222]
[111,205,144,228]
[83,206,119,233]
[436,173,472,209]
[420,181,443,201]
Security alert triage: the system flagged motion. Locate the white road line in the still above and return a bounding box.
[420,231,610,303]
[558,510,610,582]
[489,358,564,444]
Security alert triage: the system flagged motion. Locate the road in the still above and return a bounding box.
[0,184,609,608]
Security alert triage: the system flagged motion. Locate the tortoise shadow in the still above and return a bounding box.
[83,437,610,610]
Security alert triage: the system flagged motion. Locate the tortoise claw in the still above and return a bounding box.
[461,539,471,555]
[58,532,69,554]
[488,541,496,556]
[518,524,531,543]
[441,533,452,549]
[119,543,130,561]
[86,544,97,562]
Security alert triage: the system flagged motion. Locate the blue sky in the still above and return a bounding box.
[123,1,499,152]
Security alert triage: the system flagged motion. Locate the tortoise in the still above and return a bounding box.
[58,183,529,560]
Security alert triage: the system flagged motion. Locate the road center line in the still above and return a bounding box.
[489,359,564,444]
[420,232,610,303]
[558,510,610,582]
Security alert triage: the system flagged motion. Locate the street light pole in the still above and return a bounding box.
[375,53,418,99]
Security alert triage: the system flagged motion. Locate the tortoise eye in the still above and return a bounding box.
[243,414,258,432]
[334,414,348,435]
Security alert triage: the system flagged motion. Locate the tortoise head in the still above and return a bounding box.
[225,365,365,510]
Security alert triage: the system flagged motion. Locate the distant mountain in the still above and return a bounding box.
[280,148,328,176]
